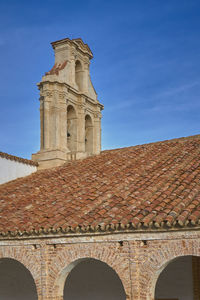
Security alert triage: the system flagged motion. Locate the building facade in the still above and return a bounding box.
[0,38,200,300]
[0,229,200,300]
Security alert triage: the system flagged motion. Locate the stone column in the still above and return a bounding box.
[47,90,57,150]
[77,103,86,153]
[40,98,44,150]
[52,105,60,150]
[59,95,67,151]
[43,98,51,150]
[70,48,76,88]
[93,112,102,154]
[71,60,76,87]
[83,63,89,93]
[49,88,66,151]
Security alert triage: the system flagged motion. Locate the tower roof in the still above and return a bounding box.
[51,37,93,59]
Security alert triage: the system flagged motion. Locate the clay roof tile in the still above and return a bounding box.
[0,134,200,237]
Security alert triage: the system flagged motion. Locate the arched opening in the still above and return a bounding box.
[67,105,77,152]
[85,114,93,154]
[75,60,84,91]
[155,255,200,300]
[63,258,126,300]
[0,258,38,300]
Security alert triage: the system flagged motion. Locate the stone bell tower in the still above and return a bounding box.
[32,38,103,169]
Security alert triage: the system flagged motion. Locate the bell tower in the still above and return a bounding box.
[32,38,103,169]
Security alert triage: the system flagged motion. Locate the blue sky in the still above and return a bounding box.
[0,0,200,159]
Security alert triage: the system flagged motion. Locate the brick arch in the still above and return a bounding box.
[139,239,200,300]
[0,246,41,299]
[50,243,131,299]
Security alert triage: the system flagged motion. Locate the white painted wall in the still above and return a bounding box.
[0,157,37,184]
[64,259,126,300]
[155,256,193,300]
[0,258,37,300]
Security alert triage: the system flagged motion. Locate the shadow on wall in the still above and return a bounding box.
[63,258,126,300]
[75,60,84,91]
[0,258,38,300]
[155,255,200,300]
[85,114,93,154]
[67,105,77,152]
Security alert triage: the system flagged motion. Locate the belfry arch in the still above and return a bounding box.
[67,105,77,152]
[56,258,126,300]
[85,114,93,154]
[0,257,38,300]
[75,60,84,91]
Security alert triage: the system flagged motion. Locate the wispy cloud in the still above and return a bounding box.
[104,79,200,113]
[147,100,200,114]
[155,80,200,99]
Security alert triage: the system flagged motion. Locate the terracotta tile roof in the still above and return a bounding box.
[0,151,38,167]
[45,60,67,76]
[0,135,200,238]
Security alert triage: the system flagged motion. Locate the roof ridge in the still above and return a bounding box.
[0,151,38,166]
[101,134,200,153]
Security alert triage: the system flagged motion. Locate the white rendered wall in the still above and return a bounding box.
[0,258,37,300]
[0,157,37,184]
[64,259,126,300]
[155,256,193,300]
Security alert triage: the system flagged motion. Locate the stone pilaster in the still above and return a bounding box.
[70,49,76,88]
[93,111,102,154]
[43,97,51,150]
[83,62,89,93]
[59,94,67,151]
[40,98,44,150]
[76,103,86,155]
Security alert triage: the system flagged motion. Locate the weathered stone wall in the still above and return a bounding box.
[0,230,200,300]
